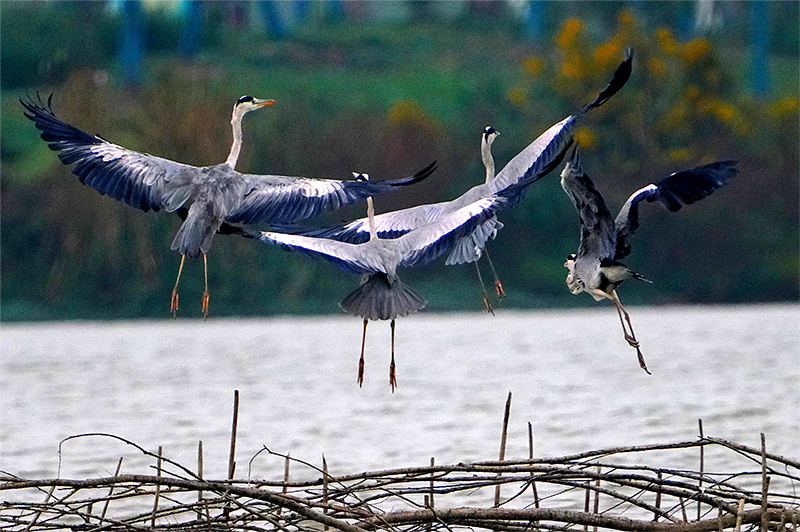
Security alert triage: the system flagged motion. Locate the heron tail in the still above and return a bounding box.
[170,202,217,259]
[339,273,427,321]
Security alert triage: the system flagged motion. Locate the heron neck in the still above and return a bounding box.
[366,197,378,241]
[225,113,244,169]
[481,140,495,183]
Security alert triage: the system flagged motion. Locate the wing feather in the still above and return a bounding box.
[21,95,198,213]
[560,148,617,261]
[614,160,738,259]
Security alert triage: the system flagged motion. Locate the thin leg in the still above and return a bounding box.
[201,253,210,320]
[484,249,506,300]
[389,319,397,392]
[609,290,651,375]
[170,255,186,317]
[474,262,494,315]
[358,319,368,387]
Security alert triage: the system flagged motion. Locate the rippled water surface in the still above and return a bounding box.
[2,304,798,484]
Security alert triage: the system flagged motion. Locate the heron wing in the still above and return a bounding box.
[486,48,633,202]
[397,196,506,269]
[614,160,738,259]
[253,231,386,275]
[560,148,617,261]
[21,95,198,213]
[225,161,436,225]
[280,50,633,243]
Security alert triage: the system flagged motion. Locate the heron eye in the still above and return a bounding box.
[237,95,254,104]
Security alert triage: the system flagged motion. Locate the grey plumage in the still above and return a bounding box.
[561,147,738,373]
[339,273,427,321]
[21,93,435,316]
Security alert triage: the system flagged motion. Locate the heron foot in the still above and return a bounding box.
[482,294,495,316]
[389,360,397,393]
[494,279,506,299]
[170,290,179,317]
[201,291,210,320]
[357,355,365,388]
[635,346,651,375]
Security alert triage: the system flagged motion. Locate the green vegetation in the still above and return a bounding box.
[1,2,798,321]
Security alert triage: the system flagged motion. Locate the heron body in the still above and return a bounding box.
[254,179,511,390]
[22,94,435,317]
[560,148,739,373]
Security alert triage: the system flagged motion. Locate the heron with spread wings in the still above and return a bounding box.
[22,94,435,318]
[560,148,738,374]
[281,50,634,312]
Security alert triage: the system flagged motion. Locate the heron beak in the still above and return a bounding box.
[255,99,276,107]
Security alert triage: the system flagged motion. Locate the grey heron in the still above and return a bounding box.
[282,50,634,311]
[560,148,738,374]
[466,125,506,314]
[253,174,522,390]
[21,94,436,318]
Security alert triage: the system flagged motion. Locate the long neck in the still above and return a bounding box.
[481,138,495,183]
[225,113,244,169]
[366,197,378,241]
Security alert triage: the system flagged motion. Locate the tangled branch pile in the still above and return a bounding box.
[1,434,798,532]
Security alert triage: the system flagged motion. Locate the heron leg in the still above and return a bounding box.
[389,319,397,392]
[358,319,368,387]
[474,262,494,315]
[201,253,210,320]
[170,255,186,317]
[609,290,651,375]
[484,250,506,300]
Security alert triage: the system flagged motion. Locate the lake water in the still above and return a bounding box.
[1,304,798,486]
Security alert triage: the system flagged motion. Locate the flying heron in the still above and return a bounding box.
[560,148,738,374]
[21,94,436,318]
[253,173,523,391]
[282,50,634,311]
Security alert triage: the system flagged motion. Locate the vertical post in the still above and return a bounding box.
[528,422,540,508]
[698,419,704,521]
[761,433,769,532]
[228,390,240,480]
[323,454,329,532]
[197,441,204,521]
[494,391,512,507]
[151,446,163,528]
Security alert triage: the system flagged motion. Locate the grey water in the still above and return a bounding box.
[1,304,798,487]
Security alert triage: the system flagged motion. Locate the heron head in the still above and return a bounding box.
[352,172,370,182]
[233,95,275,118]
[564,253,577,269]
[483,126,499,145]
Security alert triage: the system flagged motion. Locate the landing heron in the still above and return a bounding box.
[560,148,738,374]
[22,94,436,318]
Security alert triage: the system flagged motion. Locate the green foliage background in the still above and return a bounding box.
[1,1,798,321]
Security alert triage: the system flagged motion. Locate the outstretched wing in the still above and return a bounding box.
[254,231,383,275]
[225,161,437,224]
[486,48,633,200]
[560,148,617,261]
[253,195,505,274]
[282,49,633,243]
[21,95,199,213]
[614,160,738,259]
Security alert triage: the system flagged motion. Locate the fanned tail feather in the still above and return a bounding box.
[339,273,427,321]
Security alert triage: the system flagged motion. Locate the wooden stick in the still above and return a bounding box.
[151,446,163,528]
[528,422,540,509]
[23,484,55,532]
[761,433,769,532]
[494,391,512,508]
[653,471,662,522]
[197,441,203,521]
[100,457,123,523]
[323,454,329,532]
[593,466,601,532]
[229,390,240,480]
[698,419,704,522]
[283,453,291,494]
[430,457,435,509]
[734,499,745,532]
